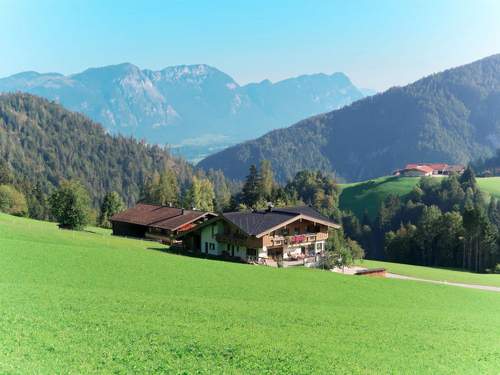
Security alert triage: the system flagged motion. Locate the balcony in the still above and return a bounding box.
[268,232,327,247]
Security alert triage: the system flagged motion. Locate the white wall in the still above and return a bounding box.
[200,223,250,259]
[258,247,267,259]
[200,224,220,255]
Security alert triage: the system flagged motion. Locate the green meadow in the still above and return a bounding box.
[340,176,500,220]
[357,259,500,287]
[1,213,500,374]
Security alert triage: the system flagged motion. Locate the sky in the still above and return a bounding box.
[0,0,499,91]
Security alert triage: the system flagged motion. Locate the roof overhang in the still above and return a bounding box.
[255,214,340,238]
[175,216,222,238]
[150,211,217,231]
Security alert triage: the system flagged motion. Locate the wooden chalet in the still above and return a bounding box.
[179,205,340,264]
[110,203,217,242]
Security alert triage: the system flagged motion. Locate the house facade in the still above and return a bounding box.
[180,206,340,263]
[110,203,216,242]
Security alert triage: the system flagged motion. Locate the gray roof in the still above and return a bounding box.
[222,206,338,237]
[272,206,333,223]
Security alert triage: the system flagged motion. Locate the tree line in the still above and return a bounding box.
[342,168,500,273]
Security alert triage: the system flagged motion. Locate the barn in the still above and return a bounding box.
[110,204,216,243]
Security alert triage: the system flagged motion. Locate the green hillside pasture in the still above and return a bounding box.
[357,259,500,287]
[478,177,500,199]
[340,176,500,220]
[339,176,419,219]
[1,213,500,374]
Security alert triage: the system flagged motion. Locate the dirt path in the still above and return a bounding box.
[386,273,500,292]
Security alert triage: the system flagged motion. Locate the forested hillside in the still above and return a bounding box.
[0,64,366,162]
[200,54,500,182]
[473,149,500,176]
[0,93,195,211]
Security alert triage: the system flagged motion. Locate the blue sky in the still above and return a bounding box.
[1,0,499,90]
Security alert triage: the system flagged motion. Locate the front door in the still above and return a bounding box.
[268,247,283,260]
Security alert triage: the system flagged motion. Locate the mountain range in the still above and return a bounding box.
[0,64,367,162]
[199,54,500,183]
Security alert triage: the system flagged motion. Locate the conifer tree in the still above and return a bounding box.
[98,191,125,228]
[241,165,260,208]
[259,160,275,200]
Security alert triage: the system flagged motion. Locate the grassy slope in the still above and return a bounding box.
[340,176,500,220]
[357,259,500,287]
[1,213,500,374]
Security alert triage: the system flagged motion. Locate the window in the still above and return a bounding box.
[209,243,215,250]
[294,227,300,235]
[281,228,289,236]
[316,242,323,251]
[246,248,257,257]
[204,242,208,254]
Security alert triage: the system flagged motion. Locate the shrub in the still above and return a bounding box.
[0,185,28,216]
[49,180,91,230]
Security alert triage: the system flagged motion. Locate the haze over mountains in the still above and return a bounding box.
[0,64,367,162]
[199,54,500,183]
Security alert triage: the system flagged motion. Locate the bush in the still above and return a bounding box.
[49,180,91,230]
[495,264,500,274]
[0,185,28,216]
[319,237,365,270]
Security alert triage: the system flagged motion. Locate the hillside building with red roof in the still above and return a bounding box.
[393,163,465,177]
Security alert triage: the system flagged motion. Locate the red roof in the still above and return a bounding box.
[403,165,434,174]
[110,204,215,231]
[396,163,465,176]
[405,163,448,171]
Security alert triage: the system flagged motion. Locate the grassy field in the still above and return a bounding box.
[340,176,500,220]
[1,213,500,374]
[478,176,500,199]
[357,259,500,287]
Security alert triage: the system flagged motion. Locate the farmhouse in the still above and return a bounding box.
[110,203,216,242]
[179,205,340,263]
[393,163,465,177]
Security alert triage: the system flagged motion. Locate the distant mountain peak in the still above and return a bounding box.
[0,63,368,162]
[8,71,43,79]
[73,62,142,81]
[154,64,237,86]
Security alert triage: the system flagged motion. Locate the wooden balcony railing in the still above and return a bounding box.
[268,232,327,247]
